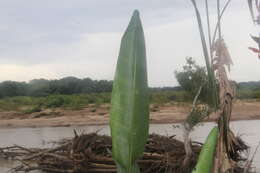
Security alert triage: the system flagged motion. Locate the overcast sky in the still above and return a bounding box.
[0,0,259,87]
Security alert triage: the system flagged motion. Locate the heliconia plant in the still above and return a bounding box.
[109,10,149,173]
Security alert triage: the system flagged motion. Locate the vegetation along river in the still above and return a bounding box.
[0,120,259,172]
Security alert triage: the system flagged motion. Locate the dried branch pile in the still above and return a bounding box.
[0,132,249,173]
[0,133,200,173]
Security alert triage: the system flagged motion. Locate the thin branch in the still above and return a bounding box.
[243,142,260,173]
[192,85,203,107]
[212,0,232,44]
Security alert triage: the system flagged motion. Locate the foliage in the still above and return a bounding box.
[186,105,210,130]
[237,89,260,99]
[238,81,260,90]
[0,72,259,103]
[189,0,249,171]
[0,77,112,98]
[110,10,149,173]
[0,88,259,112]
[0,81,28,98]
[22,105,42,114]
[0,93,111,112]
[192,127,219,173]
[151,90,192,103]
[175,57,209,102]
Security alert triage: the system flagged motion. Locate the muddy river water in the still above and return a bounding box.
[0,120,259,172]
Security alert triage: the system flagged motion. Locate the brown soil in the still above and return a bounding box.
[0,100,260,129]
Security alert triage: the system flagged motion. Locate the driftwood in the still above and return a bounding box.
[0,133,200,173]
[0,132,250,173]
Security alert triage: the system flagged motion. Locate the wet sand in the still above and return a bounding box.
[0,100,259,128]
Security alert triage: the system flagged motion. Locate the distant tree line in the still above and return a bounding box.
[237,81,260,90]
[0,77,113,98]
[0,74,259,99]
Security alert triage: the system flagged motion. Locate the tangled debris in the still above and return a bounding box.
[0,132,250,173]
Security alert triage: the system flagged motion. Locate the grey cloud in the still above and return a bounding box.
[0,0,255,87]
[0,0,195,64]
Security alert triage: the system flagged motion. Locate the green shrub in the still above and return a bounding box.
[22,105,42,114]
[151,91,192,104]
[237,89,260,99]
[44,95,66,108]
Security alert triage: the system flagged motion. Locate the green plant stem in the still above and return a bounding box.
[205,0,213,62]
[212,0,231,44]
[190,0,218,109]
[217,0,222,39]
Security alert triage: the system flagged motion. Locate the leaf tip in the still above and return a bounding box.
[133,9,140,16]
[131,10,141,23]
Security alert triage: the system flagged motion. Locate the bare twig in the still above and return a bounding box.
[243,142,260,173]
[192,85,203,107]
[1,133,204,173]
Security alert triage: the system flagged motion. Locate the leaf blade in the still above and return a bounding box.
[192,127,219,173]
[110,10,149,173]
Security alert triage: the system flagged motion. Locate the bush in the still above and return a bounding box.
[175,57,209,102]
[22,105,42,114]
[237,89,260,99]
[45,95,66,108]
[151,91,192,104]
[42,93,111,109]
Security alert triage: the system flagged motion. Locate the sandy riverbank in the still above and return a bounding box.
[0,100,259,129]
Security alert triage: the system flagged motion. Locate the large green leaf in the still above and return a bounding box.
[110,10,149,173]
[192,127,219,173]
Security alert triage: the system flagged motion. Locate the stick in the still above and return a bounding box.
[24,142,70,160]
[243,142,260,173]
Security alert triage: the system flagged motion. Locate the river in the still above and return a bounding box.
[0,120,259,172]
